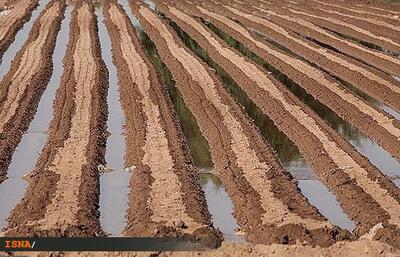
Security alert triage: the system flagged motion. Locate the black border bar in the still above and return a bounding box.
[0,237,207,251]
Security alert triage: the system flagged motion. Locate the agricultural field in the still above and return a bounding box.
[0,0,400,256]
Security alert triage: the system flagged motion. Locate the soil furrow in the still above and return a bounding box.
[0,0,38,61]
[3,0,108,236]
[132,2,350,246]
[192,5,400,162]
[348,1,400,15]
[282,0,400,39]
[317,7,400,32]
[308,0,400,25]
[214,2,400,114]
[306,7,399,42]
[283,6,400,53]
[159,3,400,248]
[248,4,400,76]
[102,1,220,247]
[0,0,65,184]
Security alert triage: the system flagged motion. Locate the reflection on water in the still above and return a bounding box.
[0,4,71,230]
[96,3,130,236]
[167,18,303,165]
[298,180,356,231]
[126,5,244,241]
[144,0,156,10]
[140,31,242,240]
[324,71,400,122]
[164,15,356,230]
[203,20,400,180]
[140,31,213,168]
[198,170,244,242]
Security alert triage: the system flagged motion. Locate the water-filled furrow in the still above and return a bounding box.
[204,20,400,182]
[0,0,48,80]
[123,0,244,241]
[0,4,71,230]
[165,14,356,231]
[95,3,130,237]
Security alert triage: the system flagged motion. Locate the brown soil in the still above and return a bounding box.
[0,0,39,62]
[158,1,400,248]
[102,0,221,248]
[0,0,65,184]
[213,0,400,114]
[335,0,400,12]
[245,2,400,76]
[3,0,108,237]
[304,0,400,27]
[292,1,400,43]
[351,3,400,16]
[191,3,400,162]
[132,1,351,247]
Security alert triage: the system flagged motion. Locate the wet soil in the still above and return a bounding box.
[216,1,400,115]
[191,6,400,182]
[293,1,400,44]
[282,3,400,53]
[247,3,400,76]
[163,6,356,232]
[0,0,65,183]
[103,1,220,248]
[0,3,71,231]
[159,2,400,248]
[134,2,351,246]
[0,0,47,80]
[4,0,108,236]
[0,0,39,62]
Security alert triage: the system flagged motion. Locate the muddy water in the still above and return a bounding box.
[0,4,71,230]
[95,4,130,237]
[165,16,357,231]
[0,0,48,79]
